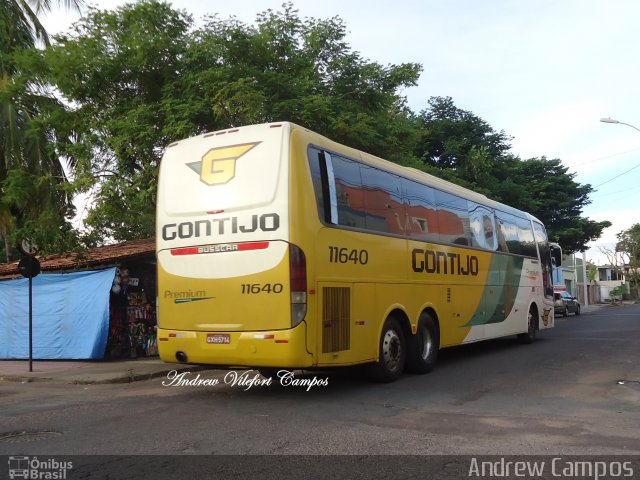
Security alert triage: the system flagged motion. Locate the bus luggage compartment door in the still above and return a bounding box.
[316,283,376,366]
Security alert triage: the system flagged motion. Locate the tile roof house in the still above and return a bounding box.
[0,238,155,279]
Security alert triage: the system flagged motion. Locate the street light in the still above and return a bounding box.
[595,116,640,307]
[600,117,640,133]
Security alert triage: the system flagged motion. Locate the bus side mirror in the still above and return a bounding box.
[550,243,562,267]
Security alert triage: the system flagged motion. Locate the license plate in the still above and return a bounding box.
[207,334,230,345]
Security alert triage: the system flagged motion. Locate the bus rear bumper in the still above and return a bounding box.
[157,321,313,368]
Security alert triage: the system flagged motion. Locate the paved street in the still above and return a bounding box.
[1,304,638,456]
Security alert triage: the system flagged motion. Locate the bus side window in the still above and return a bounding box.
[517,217,537,258]
[401,178,438,242]
[330,154,366,229]
[533,222,554,299]
[495,210,521,255]
[360,165,404,234]
[307,147,338,225]
[434,190,472,247]
[496,222,508,252]
[307,147,330,221]
[468,202,497,251]
[319,151,339,224]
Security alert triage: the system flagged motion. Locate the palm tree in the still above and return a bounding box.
[5,1,84,45]
[0,0,83,261]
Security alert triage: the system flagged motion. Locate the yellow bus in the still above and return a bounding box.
[156,122,561,382]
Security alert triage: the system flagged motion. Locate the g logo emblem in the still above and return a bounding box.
[187,142,260,185]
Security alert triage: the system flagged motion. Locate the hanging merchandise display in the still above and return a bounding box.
[107,266,157,358]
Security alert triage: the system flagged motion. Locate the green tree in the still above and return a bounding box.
[414,96,512,175]
[3,0,83,49]
[587,263,597,282]
[490,156,610,252]
[0,0,83,261]
[2,168,77,253]
[42,1,421,241]
[609,284,627,301]
[616,223,640,298]
[43,1,194,241]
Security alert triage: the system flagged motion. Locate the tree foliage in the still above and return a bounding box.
[490,156,610,252]
[415,96,512,174]
[41,1,421,241]
[4,0,610,255]
[616,223,640,297]
[0,0,83,261]
[616,223,640,262]
[41,1,194,241]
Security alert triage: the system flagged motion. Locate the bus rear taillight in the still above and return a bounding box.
[289,243,307,327]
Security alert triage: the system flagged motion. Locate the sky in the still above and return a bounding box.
[40,0,640,265]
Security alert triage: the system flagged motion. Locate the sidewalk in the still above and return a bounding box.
[582,301,636,312]
[580,303,609,313]
[0,357,203,385]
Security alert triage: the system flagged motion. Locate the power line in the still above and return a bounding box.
[591,184,640,199]
[594,162,640,188]
[571,146,640,167]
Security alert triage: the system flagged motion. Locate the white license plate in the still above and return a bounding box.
[207,334,230,345]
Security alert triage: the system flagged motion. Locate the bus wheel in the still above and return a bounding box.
[406,313,438,374]
[366,317,406,383]
[517,307,537,344]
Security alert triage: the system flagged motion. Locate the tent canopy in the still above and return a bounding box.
[0,268,115,359]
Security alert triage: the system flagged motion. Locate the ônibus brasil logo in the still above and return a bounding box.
[186,142,261,186]
[8,456,73,479]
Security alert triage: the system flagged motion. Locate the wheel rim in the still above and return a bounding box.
[382,328,402,371]
[420,326,433,361]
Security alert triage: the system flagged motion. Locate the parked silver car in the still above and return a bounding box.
[554,291,581,316]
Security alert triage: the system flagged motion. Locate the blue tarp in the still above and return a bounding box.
[0,268,116,359]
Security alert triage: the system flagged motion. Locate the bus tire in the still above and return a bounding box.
[366,316,406,383]
[406,313,438,374]
[517,307,537,344]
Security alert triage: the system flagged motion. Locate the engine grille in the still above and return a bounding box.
[322,287,350,353]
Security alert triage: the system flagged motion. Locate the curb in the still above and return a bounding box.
[0,364,208,385]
